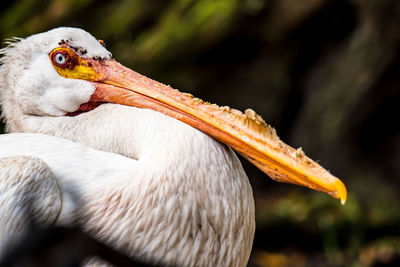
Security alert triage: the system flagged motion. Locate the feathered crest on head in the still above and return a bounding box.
[0,37,24,74]
[0,37,23,60]
[0,37,24,124]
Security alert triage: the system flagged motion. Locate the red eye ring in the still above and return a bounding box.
[50,48,78,69]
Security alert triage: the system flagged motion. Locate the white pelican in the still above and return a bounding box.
[0,27,347,266]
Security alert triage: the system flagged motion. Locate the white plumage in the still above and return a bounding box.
[0,27,346,266]
[0,27,254,267]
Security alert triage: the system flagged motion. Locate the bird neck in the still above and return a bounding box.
[16,104,220,165]
[9,104,255,267]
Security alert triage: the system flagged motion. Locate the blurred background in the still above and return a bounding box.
[0,0,399,266]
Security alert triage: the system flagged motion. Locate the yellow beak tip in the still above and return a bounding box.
[334,179,347,205]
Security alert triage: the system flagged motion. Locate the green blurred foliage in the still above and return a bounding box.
[1,0,400,266]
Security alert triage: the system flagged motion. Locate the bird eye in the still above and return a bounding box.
[55,53,66,65]
[50,48,77,69]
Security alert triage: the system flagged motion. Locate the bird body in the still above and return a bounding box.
[0,27,346,266]
[0,106,255,267]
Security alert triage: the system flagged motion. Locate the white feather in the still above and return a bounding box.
[0,28,255,267]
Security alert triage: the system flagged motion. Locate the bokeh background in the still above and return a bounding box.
[1,0,399,266]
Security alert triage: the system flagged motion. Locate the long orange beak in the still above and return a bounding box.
[50,47,347,204]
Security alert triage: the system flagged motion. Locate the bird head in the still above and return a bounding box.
[0,28,111,121]
[0,27,347,204]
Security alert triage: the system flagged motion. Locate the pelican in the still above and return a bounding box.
[0,27,347,266]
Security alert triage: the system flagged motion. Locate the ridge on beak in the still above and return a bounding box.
[49,47,347,204]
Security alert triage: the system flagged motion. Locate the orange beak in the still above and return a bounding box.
[50,48,347,204]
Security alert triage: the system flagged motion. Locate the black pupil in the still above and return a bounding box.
[57,54,65,63]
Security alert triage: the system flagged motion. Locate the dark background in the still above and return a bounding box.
[1,0,399,266]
